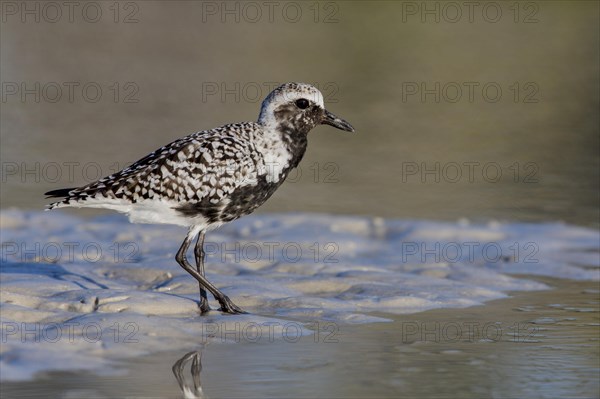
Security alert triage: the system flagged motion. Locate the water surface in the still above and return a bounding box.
[2,277,598,398]
[1,1,598,227]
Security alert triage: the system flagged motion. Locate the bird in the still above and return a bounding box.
[45,82,355,314]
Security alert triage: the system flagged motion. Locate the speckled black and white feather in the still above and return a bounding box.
[45,82,353,232]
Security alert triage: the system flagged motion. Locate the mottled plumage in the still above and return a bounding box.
[46,82,355,314]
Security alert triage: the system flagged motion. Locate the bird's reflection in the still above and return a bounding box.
[172,350,205,399]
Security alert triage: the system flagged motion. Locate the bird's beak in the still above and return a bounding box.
[321,109,355,132]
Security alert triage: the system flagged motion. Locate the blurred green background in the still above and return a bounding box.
[1,1,598,227]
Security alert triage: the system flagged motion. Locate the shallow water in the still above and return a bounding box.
[1,1,599,227]
[1,210,598,388]
[2,277,598,398]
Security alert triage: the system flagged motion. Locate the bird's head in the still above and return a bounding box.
[258,82,355,135]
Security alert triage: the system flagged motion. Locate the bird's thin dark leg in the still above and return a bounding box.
[172,351,204,398]
[176,234,246,314]
[194,231,210,314]
[191,351,202,393]
[172,351,194,392]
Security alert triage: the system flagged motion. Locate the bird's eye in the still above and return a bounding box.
[295,98,310,109]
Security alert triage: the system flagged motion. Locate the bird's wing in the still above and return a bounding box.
[46,123,264,208]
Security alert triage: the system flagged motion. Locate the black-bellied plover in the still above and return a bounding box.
[45,82,355,314]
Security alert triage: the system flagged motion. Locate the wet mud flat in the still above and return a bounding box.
[2,276,598,399]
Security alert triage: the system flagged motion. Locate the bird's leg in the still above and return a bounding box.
[176,234,246,315]
[191,351,202,394]
[172,351,204,399]
[172,351,194,392]
[194,231,210,314]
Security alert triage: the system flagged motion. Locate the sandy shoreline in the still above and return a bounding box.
[3,276,598,398]
[1,210,599,387]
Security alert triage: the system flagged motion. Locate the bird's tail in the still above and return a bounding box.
[44,188,76,210]
[45,188,76,198]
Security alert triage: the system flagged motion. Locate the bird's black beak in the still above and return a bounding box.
[321,109,355,132]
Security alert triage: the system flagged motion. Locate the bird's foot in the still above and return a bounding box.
[218,296,247,314]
